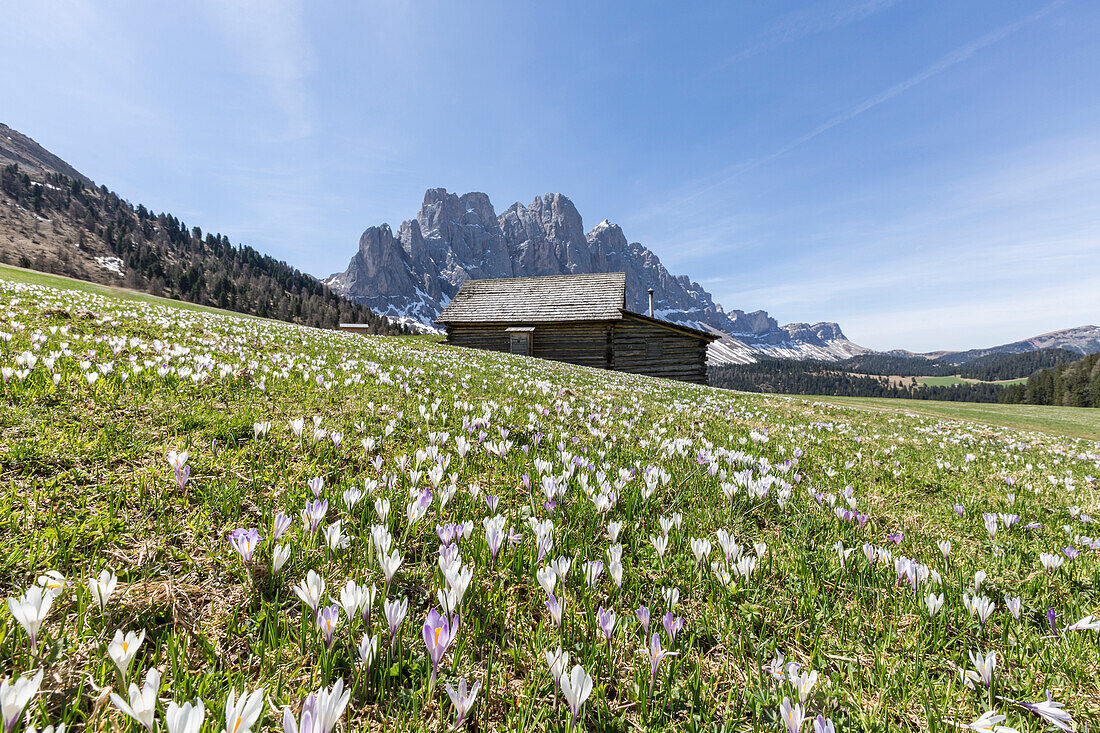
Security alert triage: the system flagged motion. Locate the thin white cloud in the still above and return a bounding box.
[640,0,1066,230]
[719,0,905,66]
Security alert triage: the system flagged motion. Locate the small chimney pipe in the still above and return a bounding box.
[647,288,654,318]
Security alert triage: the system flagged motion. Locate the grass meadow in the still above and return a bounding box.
[1,269,1098,732]
[915,377,1029,389]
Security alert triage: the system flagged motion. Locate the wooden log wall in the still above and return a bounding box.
[445,317,711,385]
[444,325,510,353]
[530,322,612,369]
[611,315,710,384]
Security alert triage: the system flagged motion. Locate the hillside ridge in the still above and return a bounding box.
[0,122,402,335]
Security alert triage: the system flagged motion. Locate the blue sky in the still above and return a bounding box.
[3,0,1098,351]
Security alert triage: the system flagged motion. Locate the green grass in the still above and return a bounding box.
[0,270,1098,732]
[916,376,969,387]
[916,375,1028,388]
[800,395,1100,441]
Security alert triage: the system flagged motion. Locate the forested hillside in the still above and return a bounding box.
[837,348,1079,380]
[957,348,1080,380]
[708,359,1005,402]
[0,164,404,334]
[1001,352,1100,407]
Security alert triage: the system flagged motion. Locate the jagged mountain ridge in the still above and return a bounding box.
[326,188,869,363]
[913,326,1100,365]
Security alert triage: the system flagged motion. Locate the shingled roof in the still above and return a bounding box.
[436,273,627,324]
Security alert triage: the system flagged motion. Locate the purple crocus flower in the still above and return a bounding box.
[316,604,340,649]
[953,504,965,516]
[437,524,458,545]
[662,611,683,643]
[486,527,505,567]
[384,597,408,650]
[445,678,481,730]
[1004,691,1074,732]
[886,532,904,545]
[545,593,564,629]
[596,606,616,643]
[422,609,460,685]
[303,499,328,532]
[636,606,651,637]
[272,513,292,541]
[644,632,678,683]
[308,476,324,498]
[229,528,261,562]
[544,500,557,514]
[485,495,499,513]
[439,543,460,570]
[1047,608,1058,635]
[1063,546,1080,560]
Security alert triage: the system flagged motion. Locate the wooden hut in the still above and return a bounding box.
[435,272,718,384]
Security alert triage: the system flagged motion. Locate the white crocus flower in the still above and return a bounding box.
[165,699,205,733]
[7,586,54,646]
[221,687,265,733]
[357,634,379,669]
[558,665,593,727]
[108,629,146,682]
[340,580,368,623]
[292,570,326,612]
[87,570,118,612]
[690,537,712,565]
[379,550,402,584]
[109,667,162,732]
[1,669,44,733]
[273,545,291,574]
[536,566,557,598]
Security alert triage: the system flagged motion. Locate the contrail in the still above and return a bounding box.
[677,0,1067,205]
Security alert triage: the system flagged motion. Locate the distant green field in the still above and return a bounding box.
[916,375,968,387]
[916,374,1028,387]
[801,394,1100,441]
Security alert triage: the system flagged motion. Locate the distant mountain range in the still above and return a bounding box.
[324,188,870,361]
[326,188,1099,365]
[889,326,1100,365]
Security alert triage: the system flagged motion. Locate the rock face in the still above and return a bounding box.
[326,188,870,363]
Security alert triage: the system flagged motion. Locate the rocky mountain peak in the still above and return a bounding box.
[325,187,868,363]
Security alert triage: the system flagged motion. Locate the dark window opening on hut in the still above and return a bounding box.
[506,326,534,356]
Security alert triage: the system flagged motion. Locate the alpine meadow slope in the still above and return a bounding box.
[1,265,1098,732]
